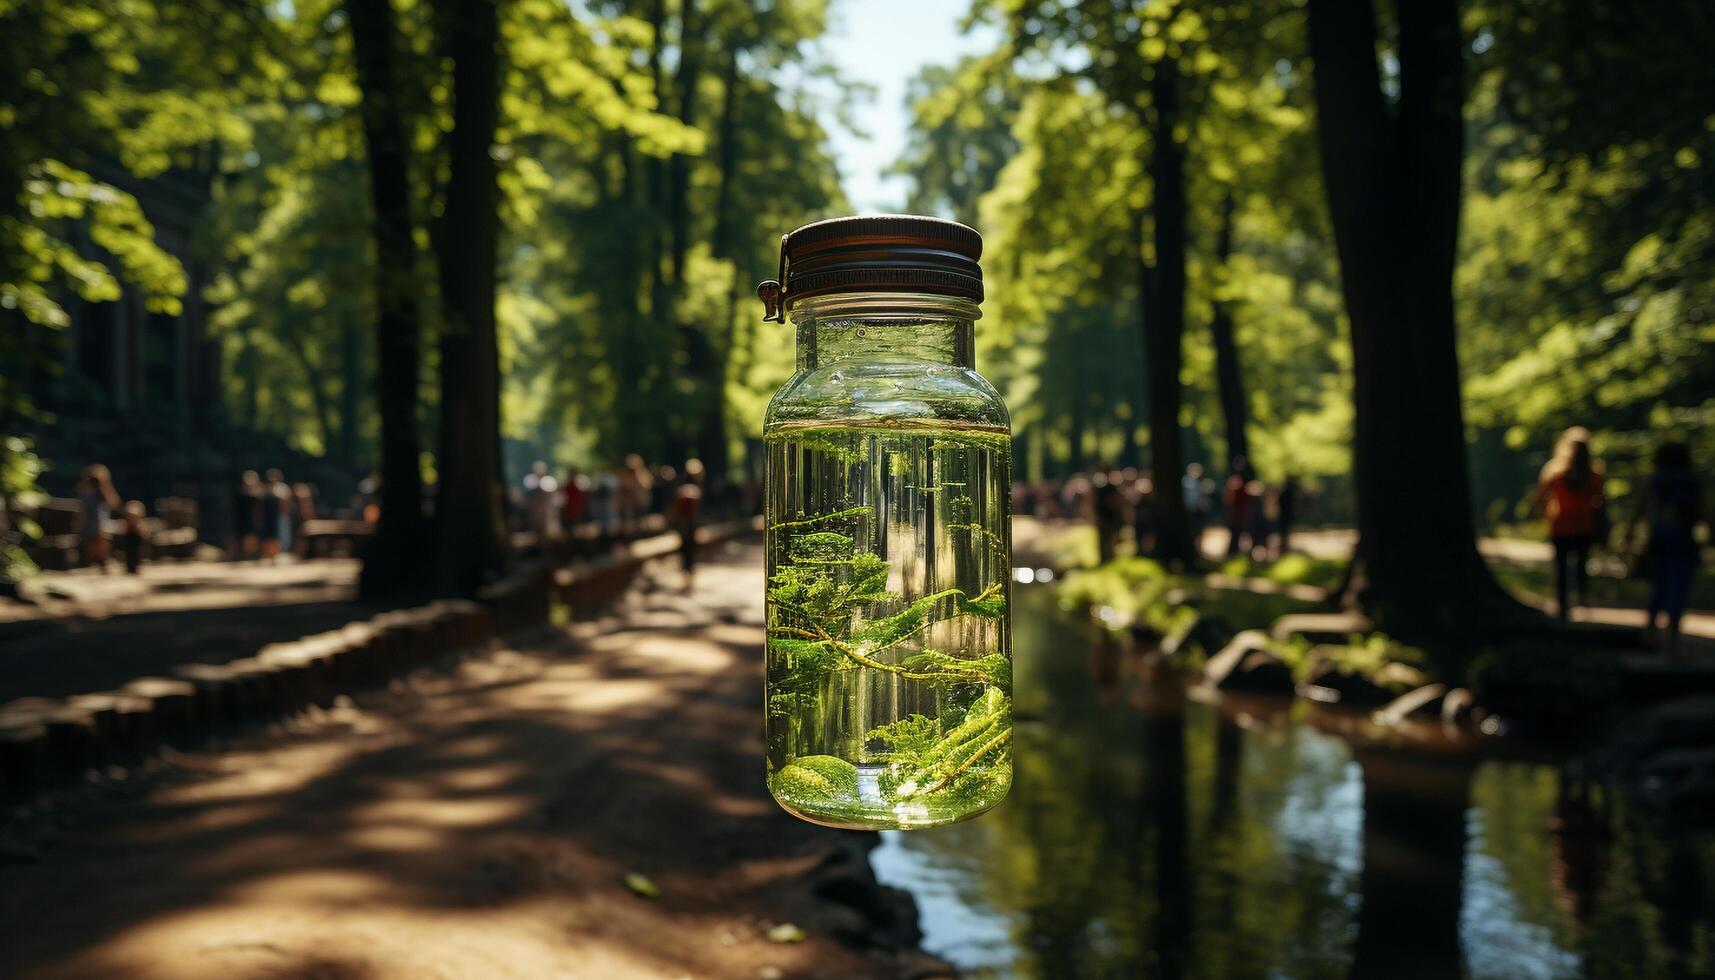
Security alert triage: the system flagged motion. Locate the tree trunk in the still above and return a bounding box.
[1209,195,1249,468]
[338,316,362,467]
[1137,54,1196,567]
[634,0,672,463]
[431,0,508,596]
[1307,0,1528,646]
[1068,396,1086,473]
[666,0,706,288]
[693,46,745,478]
[347,0,427,597]
[237,329,260,429]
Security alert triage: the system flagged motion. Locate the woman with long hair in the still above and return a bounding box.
[77,464,121,572]
[1536,428,1606,620]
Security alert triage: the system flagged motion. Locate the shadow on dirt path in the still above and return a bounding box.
[0,544,948,979]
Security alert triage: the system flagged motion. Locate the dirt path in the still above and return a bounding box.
[0,544,948,979]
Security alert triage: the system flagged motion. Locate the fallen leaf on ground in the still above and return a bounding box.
[623,872,660,898]
[766,923,806,943]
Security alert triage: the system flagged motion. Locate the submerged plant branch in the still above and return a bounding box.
[766,489,1011,819]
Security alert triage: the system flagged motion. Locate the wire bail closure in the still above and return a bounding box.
[757,279,784,322]
[758,228,791,322]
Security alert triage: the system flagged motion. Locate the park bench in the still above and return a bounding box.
[299,519,375,558]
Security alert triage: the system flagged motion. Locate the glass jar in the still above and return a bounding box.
[758,215,1012,829]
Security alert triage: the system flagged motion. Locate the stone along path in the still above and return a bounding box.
[0,544,947,980]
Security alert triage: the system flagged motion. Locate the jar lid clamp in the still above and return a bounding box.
[757,214,983,323]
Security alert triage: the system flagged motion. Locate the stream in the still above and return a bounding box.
[871,586,1715,979]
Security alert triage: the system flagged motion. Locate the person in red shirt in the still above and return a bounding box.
[560,467,589,527]
[1536,429,1606,620]
[1223,458,1254,558]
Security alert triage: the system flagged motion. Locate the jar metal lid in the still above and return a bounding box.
[757,214,983,322]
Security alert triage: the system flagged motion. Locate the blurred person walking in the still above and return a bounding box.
[1245,476,1270,560]
[1275,475,1301,558]
[618,454,653,534]
[355,472,382,523]
[291,484,317,555]
[262,468,292,560]
[77,464,120,572]
[560,467,589,528]
[1536,429,1605,620]
[523,461,561,540]
[591,470,619,545]
[1132,471,1155,557]
[120,501,147,575]
[1182,463,1208,551]
[672,459,705,592]
[1629,441,1704,656]
[1222,458,1253,558]
[652,464,678,515]
[1093,471,1126,563]
[233,470,264,559]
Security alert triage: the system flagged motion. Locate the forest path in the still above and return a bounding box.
[0,543,945,980]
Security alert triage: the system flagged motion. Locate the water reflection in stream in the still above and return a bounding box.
[872,587,1715,979]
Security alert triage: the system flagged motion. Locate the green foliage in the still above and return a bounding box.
[4,0,850,475]
[6,160,186,328]
[894,0,1715,534]
[1217,553,1348,593]
[893,1,1345,483]
[0,436,45,585]
[765,497,1011,820]
[873,687,1011,806]
[1056,556,1176,625]
[866,713,940,760]
[1056,553,1329,660]
[891,51,1024,226]
[1263,631,1424,689]
[773,754,859,799]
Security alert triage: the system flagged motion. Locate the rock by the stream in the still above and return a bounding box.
[1439,687,1476,724]
[1634,747,1715,811]
[1587,697,1715,814]
[1270,612,1373,645]
[1299,649,1396,708]
[1372,683,1448,726]
[1204,631,1295,695]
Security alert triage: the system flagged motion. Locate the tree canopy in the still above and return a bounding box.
[3,0,1709,606]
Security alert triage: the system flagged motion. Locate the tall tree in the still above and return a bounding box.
[432,0,509,594]
[347,0,428,597]
[1137,43,1196,564]
[984,1,1239,565]
[1207,195,1248,467]
[1306,0,1528,639]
